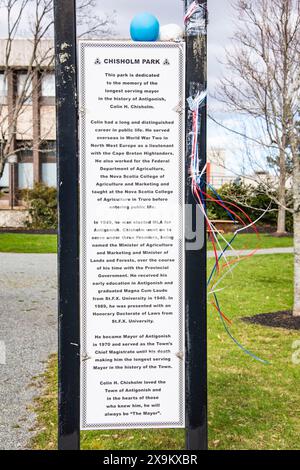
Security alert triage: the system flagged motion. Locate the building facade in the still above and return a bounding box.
[207,148,232,188]
[0,39,55,208]
[0,39,231,210]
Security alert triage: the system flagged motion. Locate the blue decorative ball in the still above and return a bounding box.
[130,13,160,42]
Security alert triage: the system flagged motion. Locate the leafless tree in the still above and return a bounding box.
[214,0,300,316]
[0,0,114,180]
[215,0,300,232]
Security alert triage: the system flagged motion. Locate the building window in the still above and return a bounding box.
[0,72,7,104]
[18,163,33,189]
[40,140,56,187]
[0,163,9,189]
[42,163,56,187]
[41,72,55,97]
[40,140,56,162]
[17,142,33,162]
[17,72,32,104]
[16,142,33,189]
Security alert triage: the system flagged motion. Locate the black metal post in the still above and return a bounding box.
[54,0,80,450]
[184,0,208,450]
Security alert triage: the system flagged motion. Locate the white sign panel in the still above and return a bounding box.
[79,41,185,430]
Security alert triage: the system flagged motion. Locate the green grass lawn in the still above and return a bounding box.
[0,233,57,253]
[0,232,294,254]
[31,253,300,450]
[207,233,293,251]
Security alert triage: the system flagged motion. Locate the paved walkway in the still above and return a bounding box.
[208,247,294,258]
[0,254,57,450]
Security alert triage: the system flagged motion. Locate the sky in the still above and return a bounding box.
[0,0,238,168]
[0,0,235,95]
[96,0,234,98]
[93,0,244,172]
[95,0,237,162]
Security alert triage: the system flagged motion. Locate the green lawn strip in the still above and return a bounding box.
[0,233,57,253]
[207,233,293,251]
[0,233,293,254]
[208,254,298,449]
[31,254,300,450]
[30,354,58,451]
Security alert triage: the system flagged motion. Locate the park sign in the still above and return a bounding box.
[79,41,185,429]
[55,0,207,451]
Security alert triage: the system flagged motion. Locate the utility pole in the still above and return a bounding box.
[184,0,208,451]
[54,0,80,450]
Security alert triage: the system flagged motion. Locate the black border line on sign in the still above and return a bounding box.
[79,41,185,430]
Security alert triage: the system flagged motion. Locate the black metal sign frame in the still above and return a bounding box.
[55,0,207,451]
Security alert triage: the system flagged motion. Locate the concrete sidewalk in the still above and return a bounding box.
[0,253,57,450]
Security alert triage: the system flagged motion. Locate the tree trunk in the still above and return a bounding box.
[294,210,300,317]
[276,148,287,235]
[277,204,286,234]
[293,147,300,317]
